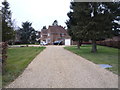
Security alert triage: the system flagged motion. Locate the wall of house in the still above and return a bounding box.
[40,29,48,43]
[48,33,67,45]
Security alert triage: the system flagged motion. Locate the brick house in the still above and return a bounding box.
[40,29,48,43]
[40,25,71,45]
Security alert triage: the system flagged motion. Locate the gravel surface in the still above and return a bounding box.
[6,46,118,88]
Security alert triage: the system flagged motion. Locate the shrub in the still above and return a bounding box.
[0,42,8,73]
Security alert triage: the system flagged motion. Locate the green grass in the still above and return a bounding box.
[64,45,119,75]
[2,46,46,87]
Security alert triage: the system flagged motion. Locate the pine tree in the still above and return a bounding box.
[66,2,91,49]
[42,26,47,29]
[2,0,15,42]
[19,21,36,44]
[66,2,119,52]
[88,2,120,53]
[52,20,58,26]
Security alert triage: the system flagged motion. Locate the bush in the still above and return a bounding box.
[0,42,8,73]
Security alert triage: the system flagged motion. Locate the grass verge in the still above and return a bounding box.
[64,45,118,75]
[2,46,46,87]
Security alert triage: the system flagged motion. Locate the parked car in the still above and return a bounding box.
[53,40,63,45]
[40,41,47,45]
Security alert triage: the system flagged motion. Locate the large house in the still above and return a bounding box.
[40,25,71,45]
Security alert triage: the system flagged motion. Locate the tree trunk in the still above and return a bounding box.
[91,39,97,53]
[77,40,82,49]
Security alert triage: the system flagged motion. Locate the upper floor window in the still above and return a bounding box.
[48,33,50,36]
[60,33,65,36]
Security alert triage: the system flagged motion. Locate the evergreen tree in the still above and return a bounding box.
[88,2,120,52]
[42,26,47,29]
[106,2,120,36]
[0,11,2,42]
[19,21,36,44]
[30,30,37,44]
[2,0,15,42]
[66,2,91,49]
[52,20,58,26]
[67,2,119,52]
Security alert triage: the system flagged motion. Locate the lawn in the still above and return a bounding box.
[64,45,119,75]
[2,46,46,87]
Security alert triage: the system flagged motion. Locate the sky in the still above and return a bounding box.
[1,0,71,31]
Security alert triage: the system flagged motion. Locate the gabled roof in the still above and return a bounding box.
[41,29,48,34]
[48,26,67,34]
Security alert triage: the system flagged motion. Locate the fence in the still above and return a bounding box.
[96,36,120,49]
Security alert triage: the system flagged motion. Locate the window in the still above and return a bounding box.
[60,33,64,36]
[48,33,50,36]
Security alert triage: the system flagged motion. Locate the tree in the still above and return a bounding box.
[52,20,58,26]
[66,11,77,41]
[29,30,37,44]
[87,2,120,53]
[66,2,91,49]
[2,0,15,42]
[67,2,120,52]
[19,21,37,44]
[106,2,120,36]
[42,26,47,29]
[0,11,2,42]
[1,0,15,72]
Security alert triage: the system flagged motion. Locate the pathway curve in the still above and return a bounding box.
[7,46,118,88]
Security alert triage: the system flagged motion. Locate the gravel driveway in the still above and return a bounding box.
[6,46,118,88]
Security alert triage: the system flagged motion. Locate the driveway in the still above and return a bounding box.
[6,46,118,88]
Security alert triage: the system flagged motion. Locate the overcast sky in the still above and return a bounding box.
[1,0,71,31]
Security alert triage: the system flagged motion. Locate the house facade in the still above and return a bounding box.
[40,29,48,43]
[40,25,71,45]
